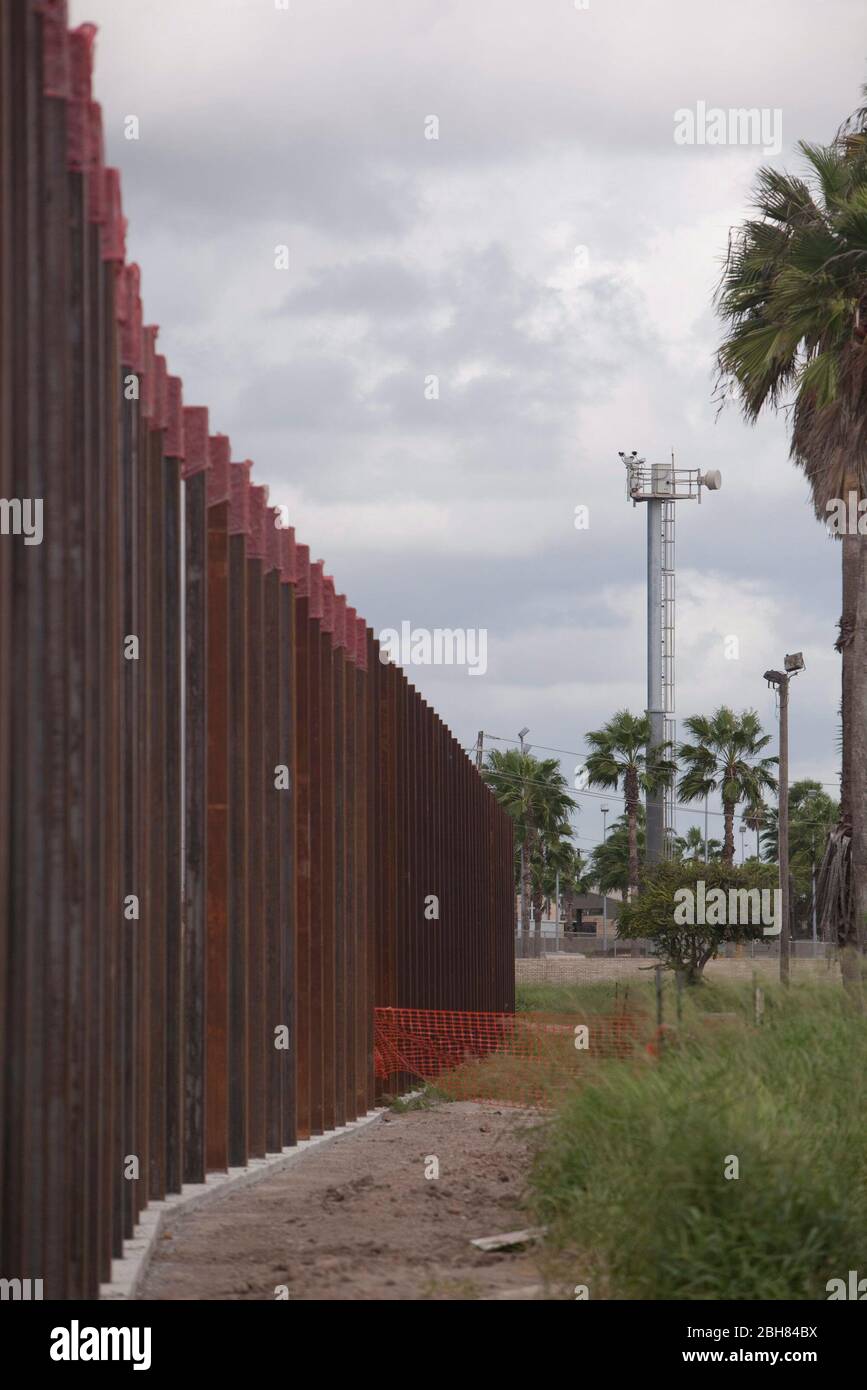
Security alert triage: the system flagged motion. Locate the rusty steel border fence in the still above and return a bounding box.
[0,1,515,1300]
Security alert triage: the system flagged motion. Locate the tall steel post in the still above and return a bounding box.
[518,727,529,946]
[601,804,609,954]
[646,494,665,866]
[618,452,721,872]
[763,653,804,986]
[778,676,790,987]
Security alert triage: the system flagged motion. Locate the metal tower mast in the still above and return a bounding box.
[662,488,676,854]
[618,451,722,865]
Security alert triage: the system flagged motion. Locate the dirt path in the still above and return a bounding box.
[138,1102,552,1301]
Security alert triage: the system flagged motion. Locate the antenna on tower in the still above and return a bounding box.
[616,451,722,863]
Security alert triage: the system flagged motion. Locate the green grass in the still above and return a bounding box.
[516,979,651,1016]
[527,981,867,1299]
[516,974,821,1026]
[386,1085,444,1112]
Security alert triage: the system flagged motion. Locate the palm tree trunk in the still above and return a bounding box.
[840,533,857,830]
[626,810,638,898]
[561,886,576,934]
[520,833,532,956]
[837,533,862,1003]
[722,801,735,865]
[845,534,867,1005]
[532,886,545,953]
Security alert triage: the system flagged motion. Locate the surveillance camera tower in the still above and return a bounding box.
[616,451,722,865]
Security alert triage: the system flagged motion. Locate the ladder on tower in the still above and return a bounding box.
[661,498,676,857]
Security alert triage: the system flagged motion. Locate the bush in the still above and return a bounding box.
[529,984,867,1299]
[619,859,781,982]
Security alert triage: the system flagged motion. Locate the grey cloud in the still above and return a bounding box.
[276,258,432,318]
[70,0,854,795]
[233,358,373,432]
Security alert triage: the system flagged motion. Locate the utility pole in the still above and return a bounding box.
[763,653,805,986]
[475,730,484,771]
[518,726,530,949]
[779,675,790,985]
[810,833,818,948]
[617,452,721,865]
[601,804,609,956]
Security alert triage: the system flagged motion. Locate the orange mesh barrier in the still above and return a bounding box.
[374,1006,649,1109]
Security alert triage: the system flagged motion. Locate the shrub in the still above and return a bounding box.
[619,859,781,982]
[530,984,867,1299]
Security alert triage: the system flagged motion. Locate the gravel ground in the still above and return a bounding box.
[137,1101,555,1301]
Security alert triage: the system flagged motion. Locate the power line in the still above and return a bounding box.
[480,731,842,794]
[484,732,591,759]
[478,762,735,820]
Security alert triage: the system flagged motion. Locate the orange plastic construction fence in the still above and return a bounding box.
[374,1006,649,1109]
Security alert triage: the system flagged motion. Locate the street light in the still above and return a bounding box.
[763,654,805,985]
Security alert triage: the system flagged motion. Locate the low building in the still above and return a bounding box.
[515,892,623,952]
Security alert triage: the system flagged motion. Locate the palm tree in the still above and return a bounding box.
[589,808,645,897]
[538,838,592,932]
[678,708,778,865]
[760,778,839,858]
[583,711,675,903]
[529,816,575,935]
[742,801,769,860]
[482,748,575,952]
[674,824,723,862]
[715,107,867,979]
[760,779,839,937]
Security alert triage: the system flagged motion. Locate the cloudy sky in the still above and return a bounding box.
[70,0,866,856]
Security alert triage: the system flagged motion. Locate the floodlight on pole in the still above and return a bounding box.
[763,654,806,986]
[617,450,722,866]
